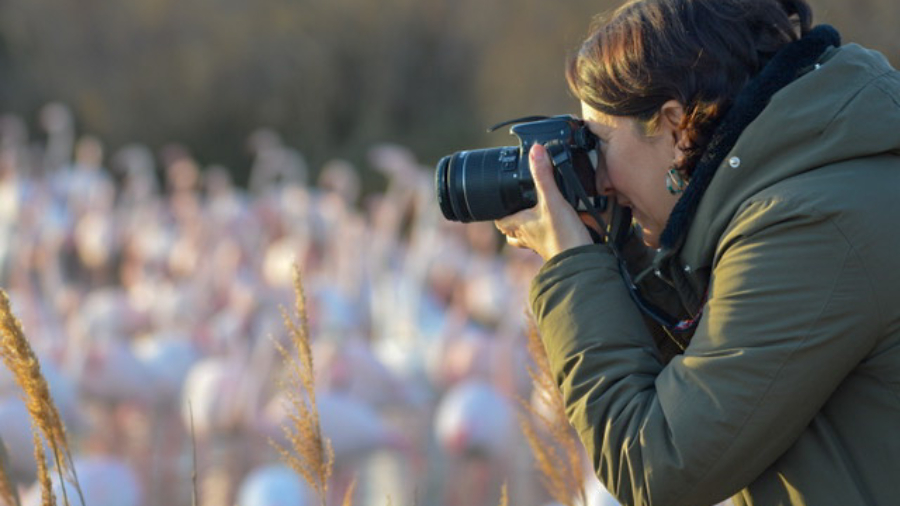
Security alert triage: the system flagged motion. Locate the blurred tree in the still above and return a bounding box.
[0,0,895,193]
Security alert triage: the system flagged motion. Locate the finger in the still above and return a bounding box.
[505,234,524,248]
[494,219,514,237]
[494,211,529,233]
[528,143,565,205]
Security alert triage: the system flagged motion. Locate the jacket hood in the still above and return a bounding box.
[676,37,900,272]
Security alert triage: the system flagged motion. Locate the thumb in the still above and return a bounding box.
[529,143,563,204]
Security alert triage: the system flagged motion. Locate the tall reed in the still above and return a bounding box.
[518,315,588,506]
[268,266,584,506]
[341,476,358,506]
[188,401,199,506]
[0,289,84,506]
[269,266,334,506]
[0,434,21,506]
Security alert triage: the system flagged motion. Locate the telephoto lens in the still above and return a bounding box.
[435,115,600,223]
[435,146,536,223]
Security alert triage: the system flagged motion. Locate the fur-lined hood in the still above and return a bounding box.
[652,26,900,313]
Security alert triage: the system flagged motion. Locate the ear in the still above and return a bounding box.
[659,100,690,152]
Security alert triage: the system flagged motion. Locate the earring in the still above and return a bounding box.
[666,167,687,195]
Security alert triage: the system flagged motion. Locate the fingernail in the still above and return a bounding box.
[531,143,546,161]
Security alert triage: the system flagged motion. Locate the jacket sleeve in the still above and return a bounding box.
[529,199,881,506]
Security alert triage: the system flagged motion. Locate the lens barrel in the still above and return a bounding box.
[435,147,535,222]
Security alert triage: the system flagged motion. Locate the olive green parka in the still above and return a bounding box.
[530,34,900,506]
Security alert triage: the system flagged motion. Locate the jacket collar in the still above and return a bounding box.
[658,25,842,253]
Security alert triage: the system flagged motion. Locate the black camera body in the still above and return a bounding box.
[435,115,602,223]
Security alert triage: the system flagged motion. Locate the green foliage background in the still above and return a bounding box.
[0,0,896,191]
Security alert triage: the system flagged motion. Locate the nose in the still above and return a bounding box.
[594,156,615,196]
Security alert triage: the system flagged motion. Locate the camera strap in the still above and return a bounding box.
[544,140,629,246]
[545,141,687,329]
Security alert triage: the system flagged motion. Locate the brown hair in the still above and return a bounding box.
[567,0,813,176]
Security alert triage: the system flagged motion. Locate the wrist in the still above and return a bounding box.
[547,236,592,260]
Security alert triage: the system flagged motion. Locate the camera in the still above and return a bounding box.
[435,115,603,223]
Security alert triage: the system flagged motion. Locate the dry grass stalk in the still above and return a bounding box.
[341,476,357,506]
[518,314,588,506]
[269,266,334,506]
[0,434,22,506]
[31,430,54,506]
[0,290,83,506]
[189,401,199,506]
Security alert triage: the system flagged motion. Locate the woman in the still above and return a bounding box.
[494,0,900,504]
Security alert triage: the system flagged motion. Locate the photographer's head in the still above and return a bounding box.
[569,0,812,246]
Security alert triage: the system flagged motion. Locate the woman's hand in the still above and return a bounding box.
[494,143,593,261]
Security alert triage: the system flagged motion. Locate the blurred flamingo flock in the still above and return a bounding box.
[0,103,626,506]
